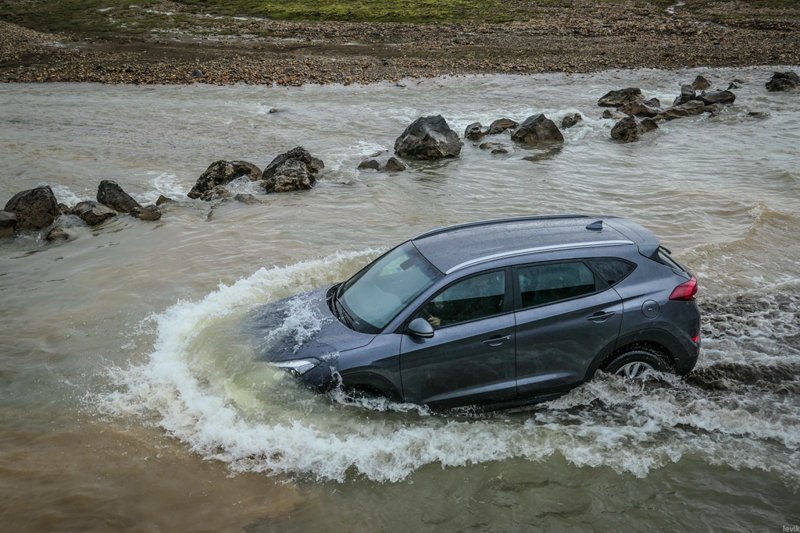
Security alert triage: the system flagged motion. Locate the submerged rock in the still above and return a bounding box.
[130,205,162,221]
[394,115,462,159]
[383,157,407,172]
[73,201,117,226]
[234,193,261,205]
[765,71,799,92]
[619,100,662,117]
[358,159,380,170]
[155,195,174,206]
[464,122,486,141]
[658,100,707,120]
[0,210,15,238]
[261,147,324,193]
[602,109,627,120]
[97,180,140,213]
[691,75,711,91]
[487,118,518,135]
[188,160,262,200]
[561,113,583,129]
[511,114,564,145]
[638,117,659,134]
[700,90,736,105]
[479,141,507,151]
[3,186,60,231]
[45,227,69,241]
[200,185,232,201]
[597,88,643,107]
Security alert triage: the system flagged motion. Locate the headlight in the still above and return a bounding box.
[272,358,319,376]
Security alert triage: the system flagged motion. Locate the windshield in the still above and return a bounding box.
[338,242,442,332]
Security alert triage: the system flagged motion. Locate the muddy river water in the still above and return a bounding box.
[1,67,799,531]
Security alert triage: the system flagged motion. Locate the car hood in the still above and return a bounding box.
[244,286,376,363]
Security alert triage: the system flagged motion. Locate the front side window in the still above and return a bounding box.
[338,242,442,332]
[418,270,506,329]
[517,262,596,308]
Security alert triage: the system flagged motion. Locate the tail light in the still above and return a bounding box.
[669,275,698,301]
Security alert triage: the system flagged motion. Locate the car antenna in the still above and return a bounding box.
[586,220,603,231]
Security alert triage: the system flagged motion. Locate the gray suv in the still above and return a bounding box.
[250,215,700,410]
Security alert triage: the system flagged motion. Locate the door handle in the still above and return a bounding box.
[483,335,511,347]
[587,311,616,323]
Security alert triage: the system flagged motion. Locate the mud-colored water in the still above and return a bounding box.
[1,67,799,531]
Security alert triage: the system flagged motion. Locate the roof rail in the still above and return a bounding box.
[414,214,589,240]
[445,239,633,274]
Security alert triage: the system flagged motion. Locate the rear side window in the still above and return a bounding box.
[586,258,636,287]
[517,262,596,308]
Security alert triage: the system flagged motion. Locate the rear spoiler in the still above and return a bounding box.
[603,218,660,259]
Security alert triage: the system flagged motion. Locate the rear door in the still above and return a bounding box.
[513,260,623,396]
[399,269,516,407]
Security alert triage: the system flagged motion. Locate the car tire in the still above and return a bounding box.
[604,347,670,379]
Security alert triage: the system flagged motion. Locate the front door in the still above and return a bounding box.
[399,269,516,407]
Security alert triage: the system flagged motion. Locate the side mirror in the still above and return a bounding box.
[407,317,434,339]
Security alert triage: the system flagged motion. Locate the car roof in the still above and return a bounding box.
[411,215,659,274]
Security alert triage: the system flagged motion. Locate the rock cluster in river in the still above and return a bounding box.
[1,180,163,243]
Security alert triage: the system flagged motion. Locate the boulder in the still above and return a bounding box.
[728,82,741,90]
[691,75,711,91]
[487,118,519,135]
[673,84,697,106]
[0,210,15,238]
[261,147,324,193]
[73,201,117,226]
[45,214,86,241]
[262,159,313,193]
[383,157,407,172]
[491,147,508,154]
[611,116,639,143]
[561,113,583,129]
[658,100,708,120]
[597,88,643,107]
[358,159,380,170]
[511,114,564,145]
[643,97,661,108]
[464,122,486,141]
[700,90,736,105]
[3,186,60,231]
[394,115,463,159]
[155,195,174,206]
[130,205,162,221]
[234,193,261,205]
[96,180,140,213]
[766,71,799,92]
[188,160,262,200]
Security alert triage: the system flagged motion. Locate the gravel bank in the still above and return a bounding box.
[1,1,799,85]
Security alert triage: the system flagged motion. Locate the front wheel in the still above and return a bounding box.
[604,348,670,379]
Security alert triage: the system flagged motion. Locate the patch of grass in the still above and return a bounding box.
[0,0,161,33]
[176,0,522,23]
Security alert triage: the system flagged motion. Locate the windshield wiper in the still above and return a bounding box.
[332,293,354,329]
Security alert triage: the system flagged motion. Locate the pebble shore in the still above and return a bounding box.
[1,1,799,85]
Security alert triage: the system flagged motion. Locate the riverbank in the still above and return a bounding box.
[1,0,799,85]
